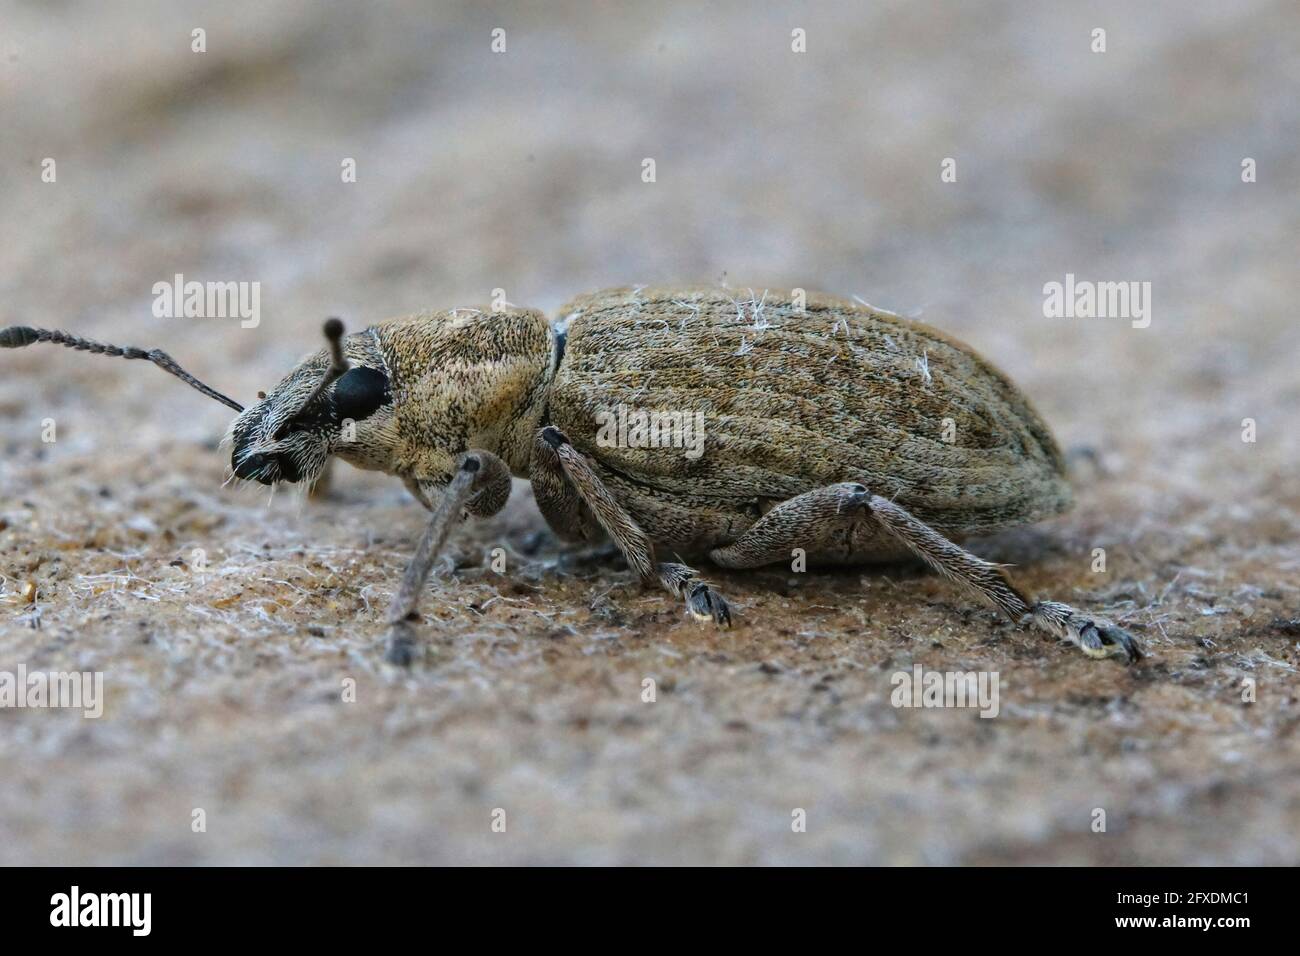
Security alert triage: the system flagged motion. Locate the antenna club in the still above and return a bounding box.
[322,317,350,375]
[0,326,41,348]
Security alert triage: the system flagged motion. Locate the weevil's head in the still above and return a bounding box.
[227,324,396,487]
[228,307,557,488]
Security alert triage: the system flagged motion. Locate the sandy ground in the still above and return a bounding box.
[1,0,1298,864]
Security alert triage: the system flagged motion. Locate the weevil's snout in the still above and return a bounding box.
[228,398,316,486]
[224,319,394,489]
[232,447,302,485]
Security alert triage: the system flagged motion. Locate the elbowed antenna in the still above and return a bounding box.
[300,316,351,403]
[272,317,350,438]
[0,325,245,412]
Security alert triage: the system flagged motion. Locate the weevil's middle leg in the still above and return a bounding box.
[384,450,513,666]
[536,426,731,625]
[710,482,1140,662]
[708,482,890,567]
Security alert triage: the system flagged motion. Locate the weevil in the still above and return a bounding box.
[2,286,1141,665]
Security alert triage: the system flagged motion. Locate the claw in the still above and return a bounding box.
[686,581,732,627]
[1098,623,1142,663]
[1076,619,1142,663]
[385,618,419,667]
[1027,601,1143,664]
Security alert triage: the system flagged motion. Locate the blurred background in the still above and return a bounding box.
[0,0,1297,865]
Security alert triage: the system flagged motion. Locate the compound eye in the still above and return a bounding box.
[331,366,390,422]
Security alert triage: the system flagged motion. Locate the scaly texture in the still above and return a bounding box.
[376,308,555,480]
[548,287,1071,554]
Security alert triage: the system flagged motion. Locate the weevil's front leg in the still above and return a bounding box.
[537,426,730,625]
[384,450,513,666]
[711,482,1139,662]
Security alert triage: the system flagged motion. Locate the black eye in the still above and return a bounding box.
[331,367,390,421]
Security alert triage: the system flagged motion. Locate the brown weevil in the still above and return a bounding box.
[2,286,1141,666]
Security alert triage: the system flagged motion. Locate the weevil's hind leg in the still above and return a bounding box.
[536,426,731,625]
[1021,601,1142,662]
[865,494,1140,662]
[711,482,1139,662]
[384,450,513,666]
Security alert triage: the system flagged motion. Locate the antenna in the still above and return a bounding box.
[300,317,351,407]
[272,318,351,438]
[0,325,244,412]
